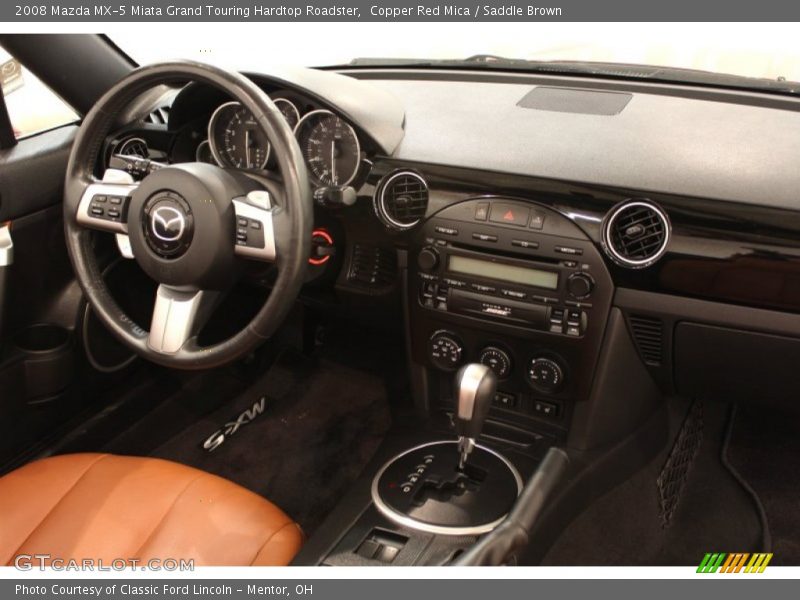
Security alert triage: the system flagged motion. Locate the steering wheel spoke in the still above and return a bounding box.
[232,191,277,262]
[148,285,220,355]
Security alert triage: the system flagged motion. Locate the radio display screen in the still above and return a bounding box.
[448,255,559,290]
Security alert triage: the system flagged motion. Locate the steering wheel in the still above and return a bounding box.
[63,61,312,369]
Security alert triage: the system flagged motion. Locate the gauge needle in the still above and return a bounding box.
[245,130,251,168]
[330,140,337,185]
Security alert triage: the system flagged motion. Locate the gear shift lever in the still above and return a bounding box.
[454,363,497,470]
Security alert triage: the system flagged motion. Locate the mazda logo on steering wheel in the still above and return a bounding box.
[151,206,186,241]
[142,193,194,258]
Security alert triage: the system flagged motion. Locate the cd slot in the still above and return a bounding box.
[449,242,562,266]
[449,288,549,327]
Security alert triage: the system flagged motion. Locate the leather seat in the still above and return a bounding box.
[0,453,303,566]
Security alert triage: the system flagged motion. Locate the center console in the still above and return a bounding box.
[294,196,614,566]
[409,197,613,438]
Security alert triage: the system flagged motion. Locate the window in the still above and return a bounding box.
[0,47,78,140]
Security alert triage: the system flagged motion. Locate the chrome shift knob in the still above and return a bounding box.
[454,363,497,469]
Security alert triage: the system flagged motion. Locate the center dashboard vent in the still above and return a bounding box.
[374,171,429,230]
[602,200,671,268]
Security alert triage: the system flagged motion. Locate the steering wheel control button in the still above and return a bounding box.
[428,331,463,371]
[88,193,129,225]
[232,198,276,261]
[527,357,565,394]
[489,203,529,227]
[234,217,265,249]
[142,192,194,259]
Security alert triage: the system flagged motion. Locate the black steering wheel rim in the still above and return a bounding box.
[64,60,312,369]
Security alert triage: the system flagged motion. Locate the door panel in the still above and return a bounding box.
[0,125,87,467]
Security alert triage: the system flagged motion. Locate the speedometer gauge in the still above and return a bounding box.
[294,110,361,187]
[208,101,270,170]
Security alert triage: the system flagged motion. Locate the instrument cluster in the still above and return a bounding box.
[199,95,364,189]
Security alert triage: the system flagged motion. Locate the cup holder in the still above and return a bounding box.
[12,323,75,402]
[14,324,71,354]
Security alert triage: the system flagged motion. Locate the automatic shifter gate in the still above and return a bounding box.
[371,363,522,535]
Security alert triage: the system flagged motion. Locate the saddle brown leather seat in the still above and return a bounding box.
[0,453,303,566]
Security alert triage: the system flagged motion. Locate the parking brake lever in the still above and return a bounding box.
[453,363,497,470]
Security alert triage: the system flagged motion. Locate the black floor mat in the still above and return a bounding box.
[542,399,767,566]
[726,404,800,565]
[102,349,392,535]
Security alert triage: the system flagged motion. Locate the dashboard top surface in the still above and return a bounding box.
[366,76,800,210]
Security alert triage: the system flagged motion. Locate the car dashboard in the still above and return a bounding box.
[101,65,800,447]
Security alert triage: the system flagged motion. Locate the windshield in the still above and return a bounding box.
[110,23,800,91]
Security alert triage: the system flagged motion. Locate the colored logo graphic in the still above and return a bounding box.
[697,553,773,573]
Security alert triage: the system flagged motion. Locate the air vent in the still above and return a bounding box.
[374,171,429,230]
[602,200,671,268]
[347,244,398,291]
[628,314,664,366]
[145,106,170,125]
[116,137,149,158]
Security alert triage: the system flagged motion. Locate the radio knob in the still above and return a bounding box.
[527,357,565,394]
[417,246,440,272]
[567,272,594,299]
[479,346,512,379]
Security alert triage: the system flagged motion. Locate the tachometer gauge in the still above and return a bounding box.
[208,101,270,169]
[294,110,361,187]
[274,98,301,130]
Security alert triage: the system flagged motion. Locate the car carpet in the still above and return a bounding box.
[541,399,768,566]
[725,403,800,566]
[110,349,392,535]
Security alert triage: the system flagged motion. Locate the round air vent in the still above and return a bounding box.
[602,200,671,268]
[116,137,149,158]
[374,171,429,230]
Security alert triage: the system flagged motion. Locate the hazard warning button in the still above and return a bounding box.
[489,203,530,227]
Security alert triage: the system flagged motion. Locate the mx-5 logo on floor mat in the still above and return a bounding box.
[202,397,267,452]
[697,553,773,573]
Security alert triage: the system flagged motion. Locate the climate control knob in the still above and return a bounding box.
[567,272,594,299]
[527,357,565,394]
[417,246,440,272]
[479,346,512,379]
[428,331,464,371]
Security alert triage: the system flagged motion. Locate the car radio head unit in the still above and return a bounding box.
[447,254,559,290]
[412,198,607,338]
